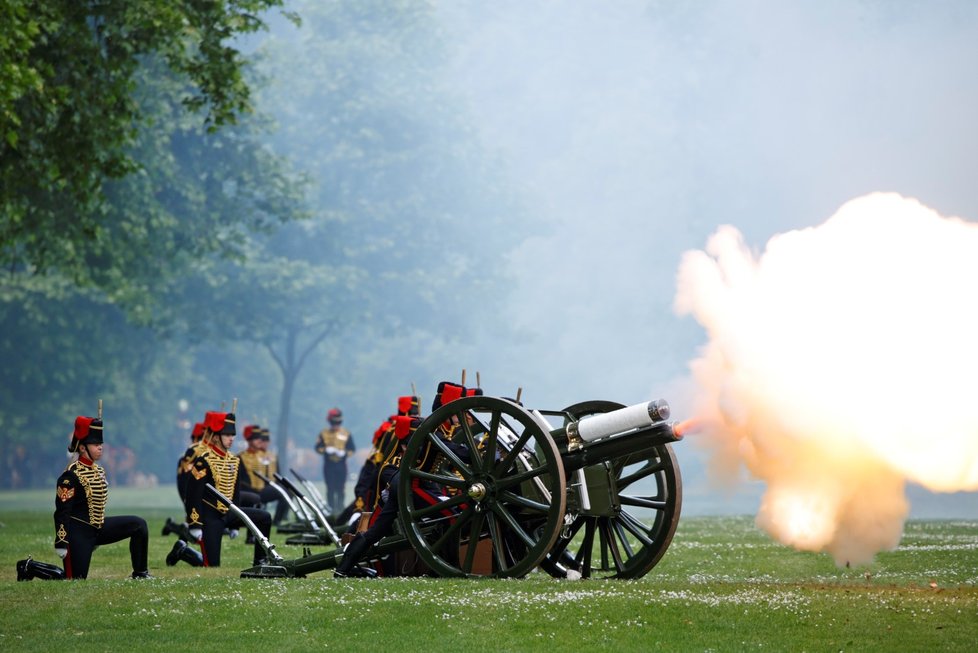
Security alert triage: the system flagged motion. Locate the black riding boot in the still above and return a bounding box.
[16,557,66,581]
[162,517,195,541]
[334,534,375,578]
[166,540,204,567]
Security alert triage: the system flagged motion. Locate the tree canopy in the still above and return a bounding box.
[0,0,297,280]
[0,0,532,487]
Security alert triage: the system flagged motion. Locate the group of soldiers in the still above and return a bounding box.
[16,378,483,581]
[333,380,482,578]
[161,409,274,568]
[15,400,350,580]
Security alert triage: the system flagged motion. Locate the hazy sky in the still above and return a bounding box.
[429,1,978,515]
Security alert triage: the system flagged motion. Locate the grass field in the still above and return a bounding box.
[2,487,976,652]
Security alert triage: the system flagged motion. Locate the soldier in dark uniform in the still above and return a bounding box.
[334,383,475,578]
[316,407,356,514]
[334,395,419,527]
[239,425,288,524]
[171,410,272,567]
[16,407,151,580]
[162,420,206,541]
[177,420,206,502]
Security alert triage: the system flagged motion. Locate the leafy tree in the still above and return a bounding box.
[0,22,308,485]
[0,0,297,278]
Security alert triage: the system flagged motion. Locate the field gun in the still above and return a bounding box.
[240,393,683,580]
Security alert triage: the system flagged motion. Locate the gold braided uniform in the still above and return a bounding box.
[316,426,353,461]
[184,441,271,567]
[54,458,108,548]
[239,448,278,491]
[53,454,149,579]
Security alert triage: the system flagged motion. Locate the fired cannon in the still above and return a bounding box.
[240,393,683,580]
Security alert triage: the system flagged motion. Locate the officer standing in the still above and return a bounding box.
[315,408,355,514]
[17,404,151,580]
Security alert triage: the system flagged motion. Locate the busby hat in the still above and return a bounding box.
[394,415,423,441]
[243,424,257,441]
[191,422,205,441]
[431,381,465,412]
[204,411,236,436]
[256,427,270,441]
[397,395,421,416]
[373,419,393,446]
[69,416,103,453]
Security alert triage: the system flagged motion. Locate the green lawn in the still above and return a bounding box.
[2,487,976,652]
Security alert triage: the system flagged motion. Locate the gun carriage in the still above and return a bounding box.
[239,393,683,580]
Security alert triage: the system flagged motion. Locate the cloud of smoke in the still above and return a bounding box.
[675,192,978,565]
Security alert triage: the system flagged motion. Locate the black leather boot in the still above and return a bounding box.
[333,534,376,578]
[162,518,195,541]
[166,540,204,567]
[16,557,66,581]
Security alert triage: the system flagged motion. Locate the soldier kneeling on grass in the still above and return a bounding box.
[17,404,152,580]
[167,409,272,568]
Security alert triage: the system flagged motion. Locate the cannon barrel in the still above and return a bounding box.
[561,420,679,473]
[564,399,671,448]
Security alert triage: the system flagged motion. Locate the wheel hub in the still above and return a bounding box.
[467,482,488,501]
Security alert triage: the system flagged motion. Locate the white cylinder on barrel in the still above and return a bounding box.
[576,400,670,443]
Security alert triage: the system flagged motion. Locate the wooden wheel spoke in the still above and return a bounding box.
[617,459,667,489]
[458,414,485,473]
[498,489,551,514]
[482,410,500,466]
[617,510,655,547]
[610,518,638,560]
[428,430,473,477]
[494,464,547,492]
[599,519,626,572]
[408,467,468,489]
[493,426,533,475]
[461,511,487,574]
[431,506,475,552]
[408,492,469,520]
[578,518,596,577]
[490,502,537,548]
[486,513,509,572]
[619,494,669,511]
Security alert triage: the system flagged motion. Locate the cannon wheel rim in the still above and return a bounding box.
[543,400,683,580]
[397,395,566,578]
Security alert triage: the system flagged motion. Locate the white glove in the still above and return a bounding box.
[336,450,346,459]
[189,528,203,542]
[347,512,362,527]
[325,446,338,455]
[381,488,390,504]
[55,547,68,559]
[228,529,239,539]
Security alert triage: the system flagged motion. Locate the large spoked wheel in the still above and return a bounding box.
[397,396,567,578]
[543,400,682,580]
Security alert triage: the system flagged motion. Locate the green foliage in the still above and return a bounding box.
[1,505,976,652]
[0,0,533,486]
[0,0,296,276]
[0,279,220,484]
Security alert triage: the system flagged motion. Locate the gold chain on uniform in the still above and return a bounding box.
[71,461,108,527]
[207,449,239,513]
